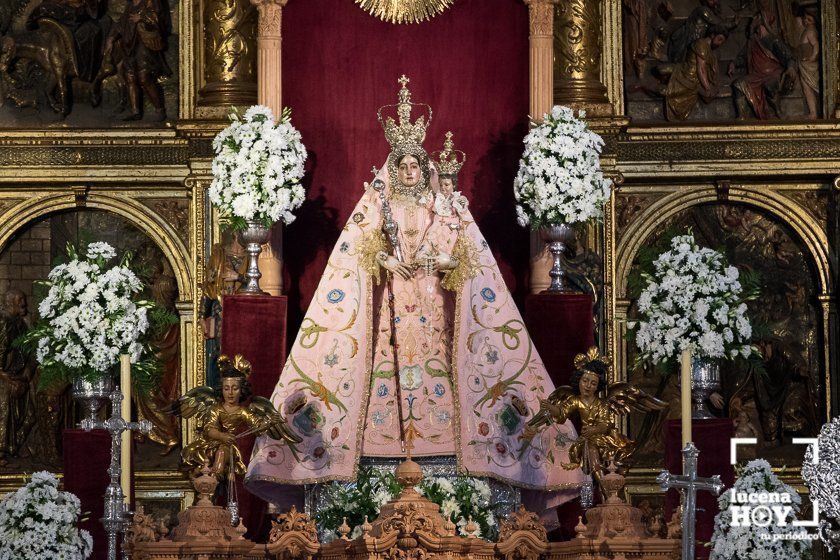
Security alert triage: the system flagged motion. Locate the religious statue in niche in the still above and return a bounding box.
[0,0,177,125]
[244,77,585,511]
[169,354,300,480]
[201,239,245,389]
[623,0,824,121]
[0,289,34,468]
[626,204,821,467]
[134,245,180,455]
[527,347,666,496]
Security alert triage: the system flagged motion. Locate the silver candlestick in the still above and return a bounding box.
[80,389,151,560]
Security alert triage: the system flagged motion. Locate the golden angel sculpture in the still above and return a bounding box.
[168,354,301,480]
[527,347,667,493]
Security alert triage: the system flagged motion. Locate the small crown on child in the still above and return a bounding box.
[432,132,466,176]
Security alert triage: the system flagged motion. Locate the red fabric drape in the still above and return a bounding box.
[63,429,112,560]
[281,0,531,331]
[221,294,289,540]
[524,293,595,387]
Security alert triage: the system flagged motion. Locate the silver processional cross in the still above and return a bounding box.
[81,389,151,560]
[656,442,724,560]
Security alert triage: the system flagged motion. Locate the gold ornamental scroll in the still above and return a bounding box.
[199,0,259,106]
[553,0,611,115]
[525,0,557,293]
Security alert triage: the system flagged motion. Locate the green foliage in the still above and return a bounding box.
[315,466,402,536]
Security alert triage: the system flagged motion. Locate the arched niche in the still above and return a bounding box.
[0,193,192,301]
[611,185,834,468]
[0,195,196,473]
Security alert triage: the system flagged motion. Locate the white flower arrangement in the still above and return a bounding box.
[0,471,92,560]
[710,459,811,560]
[21,242,166,389]
[418,476,497,540]
[513,105,612,228]
[209,105,308,230]
[317,468,499,541]
[629,233,756,364]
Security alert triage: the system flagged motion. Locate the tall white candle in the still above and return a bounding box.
[120,354,131,505]
[680,349,692,449]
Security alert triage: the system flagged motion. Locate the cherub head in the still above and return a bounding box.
[215,354,253,405]
[569,347,609,399]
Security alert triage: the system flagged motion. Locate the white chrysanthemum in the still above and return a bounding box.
[631,233,755,363]
[210,106,307,227]
[31,245,154,376]
[0,471,92,559]
[710,460,809,560]
[85,241,117,261]
[513,105,611,227]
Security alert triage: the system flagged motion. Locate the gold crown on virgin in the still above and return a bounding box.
[432,131,466,176]
[377,75,432,152]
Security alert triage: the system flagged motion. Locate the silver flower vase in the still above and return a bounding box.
[691,357,720,419]
[540,224,578,293]
[237,220,272,295]
[72,376,115,422]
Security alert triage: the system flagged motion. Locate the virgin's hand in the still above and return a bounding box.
[709,392,725,409]
[382,256,413,280]
[224,433,236,444]
[435,252,456,271]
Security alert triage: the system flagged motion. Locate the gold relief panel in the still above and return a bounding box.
[0,0,181,126]
[622,0,831,122]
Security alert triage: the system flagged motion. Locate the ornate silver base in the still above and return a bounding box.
[690,357,720,419]
[236,220,272,295]
[304,455,520,540]
[540,224,579,293]
[72,376,115,423]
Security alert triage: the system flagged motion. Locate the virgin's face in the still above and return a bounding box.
[222,378,242,405]
[579,371,599,398]
[398,155,421,187]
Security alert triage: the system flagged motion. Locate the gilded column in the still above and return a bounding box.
[525,0,556,293]
[251,0,288,296]
[553,0,611,115]
[198,0,258,106]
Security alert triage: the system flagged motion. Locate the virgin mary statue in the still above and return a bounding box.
[246,76,584,503]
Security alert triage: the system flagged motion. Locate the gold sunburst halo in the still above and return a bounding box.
[355,0,455,24]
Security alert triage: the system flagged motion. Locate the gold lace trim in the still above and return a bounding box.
[441,232,479,292]
[358,229,387,285]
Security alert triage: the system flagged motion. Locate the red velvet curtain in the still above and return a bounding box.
[282,0,531,330]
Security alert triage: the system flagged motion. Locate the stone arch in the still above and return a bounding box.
[615,186,831,299]
[0,192,193,300]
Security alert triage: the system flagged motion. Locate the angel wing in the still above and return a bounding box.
[605,383,668,416]
[527,385,576,429]
[248,396,303,445]
[160,386,217,429]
